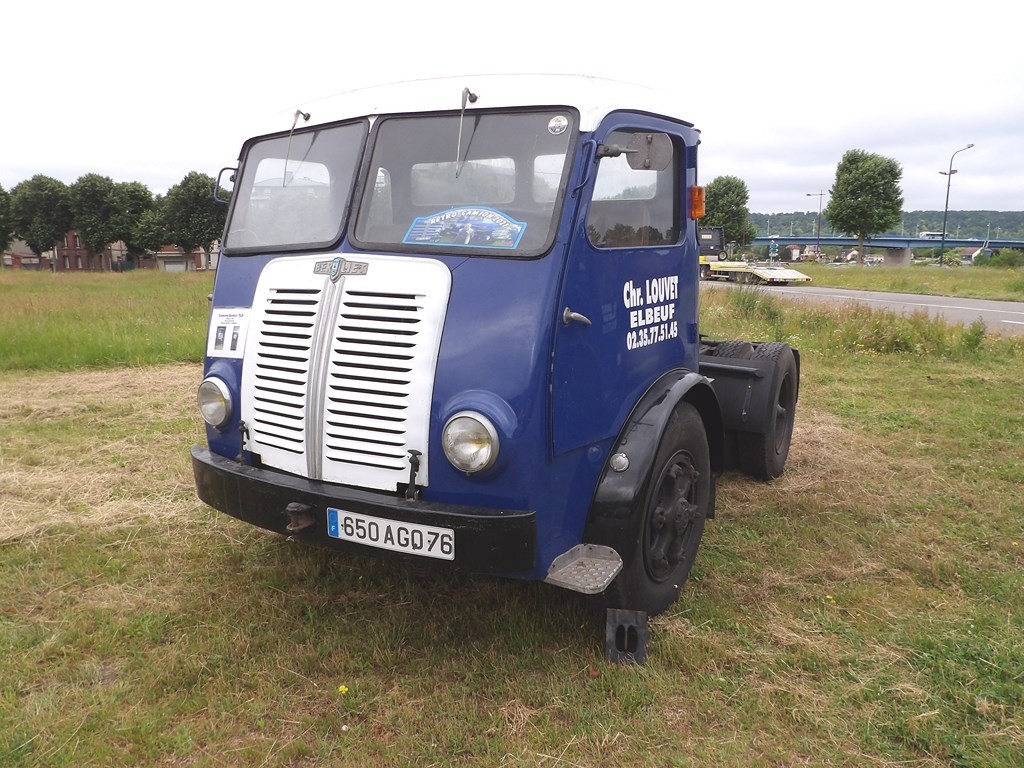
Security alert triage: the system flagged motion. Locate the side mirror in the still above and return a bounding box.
[213,167,236,205]
[626,133,673,172]
[595,133,673,171]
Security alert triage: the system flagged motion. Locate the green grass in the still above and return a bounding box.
[0,270,213,370]
[1,273,1023,765]
[794,262,1024,302]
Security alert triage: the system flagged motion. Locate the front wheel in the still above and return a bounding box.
[603,403,711,616]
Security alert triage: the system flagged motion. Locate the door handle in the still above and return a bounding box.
[562,307,592,327]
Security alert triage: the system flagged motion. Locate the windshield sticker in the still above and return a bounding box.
[403,207,526,249]
[206,308,249,359]
[548,116,568,135]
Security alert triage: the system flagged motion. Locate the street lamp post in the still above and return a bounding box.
[939,143,974,265]
[806,190,826,261]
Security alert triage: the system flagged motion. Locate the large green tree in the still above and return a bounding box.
[703,175,757,249]
[0,185,12,254]
[112,181,155,263]
[824,150,903,260]
[70,174,120,267]
[163,172,227,266]
[69,175,156,268]
[10,175,72,257]
[132,198,170,256]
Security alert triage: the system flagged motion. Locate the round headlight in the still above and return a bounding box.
[197,377,233,428]
[442,412,499,474]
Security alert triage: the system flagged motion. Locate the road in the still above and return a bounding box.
[707,283,1024,336]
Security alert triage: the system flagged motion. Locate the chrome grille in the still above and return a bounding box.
[323,289,420,472]
[241,254,450,491]
[249,287,321,455]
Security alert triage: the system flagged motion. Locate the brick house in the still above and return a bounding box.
[45,230,129,272]
[4,230,218,272]
[153,243,218,272]
[1,239,39,269]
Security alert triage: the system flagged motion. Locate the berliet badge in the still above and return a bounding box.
[314,257,369,282]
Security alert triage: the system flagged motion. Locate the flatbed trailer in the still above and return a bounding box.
[705,261,811,285]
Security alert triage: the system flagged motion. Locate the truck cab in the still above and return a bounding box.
[193,75,798,618]
[698,225,725,279]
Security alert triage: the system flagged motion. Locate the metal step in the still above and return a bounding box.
[544,544,622,594]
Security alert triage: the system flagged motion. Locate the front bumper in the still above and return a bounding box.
[191,446,536,574]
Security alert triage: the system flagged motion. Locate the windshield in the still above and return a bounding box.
[224,120,367,251]
[354,109,577,257]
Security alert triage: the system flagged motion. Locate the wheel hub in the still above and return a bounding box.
[645,453,701,582]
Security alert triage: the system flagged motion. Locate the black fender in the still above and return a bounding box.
[698,344,801,474]
[698,347,801,436]
[583,369,723,562]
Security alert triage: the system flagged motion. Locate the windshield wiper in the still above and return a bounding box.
[283,109,311,187]
[455,87,478,178]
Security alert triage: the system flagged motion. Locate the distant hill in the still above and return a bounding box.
[750,210,1024,240]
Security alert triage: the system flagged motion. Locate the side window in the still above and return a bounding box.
[586,130,678,248]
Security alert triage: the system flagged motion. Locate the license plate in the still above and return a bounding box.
[327,509,455,561]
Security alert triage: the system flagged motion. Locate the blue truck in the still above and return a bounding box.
[192,75,799,625]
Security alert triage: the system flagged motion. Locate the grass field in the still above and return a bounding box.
[0,270,213,371]
[1,270,1023,766]
[783,262,1024,303]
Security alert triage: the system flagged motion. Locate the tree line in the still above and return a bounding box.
[700,149,1023,262]
[0,172,227,265]
[4,157,1021,269]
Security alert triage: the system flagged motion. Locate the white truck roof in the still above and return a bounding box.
[259,74,694,135]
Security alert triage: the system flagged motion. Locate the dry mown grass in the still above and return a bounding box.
[0,363,204,543]
[3,360,1022,766]
[1,364,870,541]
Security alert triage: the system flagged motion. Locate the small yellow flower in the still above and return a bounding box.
[337,685,349,695]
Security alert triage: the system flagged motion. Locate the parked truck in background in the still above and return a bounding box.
[699,226,811,285]
[192,75,800,634]
[698,225,725,279]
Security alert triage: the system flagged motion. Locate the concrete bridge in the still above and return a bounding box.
[749,235,1024,265]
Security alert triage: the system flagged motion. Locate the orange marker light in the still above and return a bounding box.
[691,186,705,219]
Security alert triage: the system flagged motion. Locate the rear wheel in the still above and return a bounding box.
[738,342,798,480]
[711,339,754,359]
[604,403,710,616]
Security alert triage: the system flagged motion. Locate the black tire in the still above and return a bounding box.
[604,403,711,616]
[699,264,710,280]
[711,339,754,360]
[738,342,798,480]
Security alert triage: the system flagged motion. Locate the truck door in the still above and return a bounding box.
[551,119,699,455]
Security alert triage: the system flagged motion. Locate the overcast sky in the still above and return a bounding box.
[4,1,1021,215]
